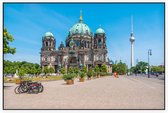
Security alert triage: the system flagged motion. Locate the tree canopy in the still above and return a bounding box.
[4,60,41,76]
[48,67,55,75]
[3,28,16,54]
[151,66,164,73]
[43,66,49,76]
[60,67,66,74]
[136,61,148,73]
[101,64,107,73]
[112,61,127,75]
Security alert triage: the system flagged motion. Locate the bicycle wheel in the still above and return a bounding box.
[38,85,44,93]
[20,85,28,93]
[14,86,20,94]
[18,86,24,93]
[27,87,33,94]
[33,86,39,94]
[28,86,39,94]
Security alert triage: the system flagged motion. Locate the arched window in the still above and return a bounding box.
[88,55,91,61]
[98,54,102,61]
[85,41,86,48]
[55,57,57,62]
[46,41,48,46]
[86,30,88,34]
[98,39,102,48]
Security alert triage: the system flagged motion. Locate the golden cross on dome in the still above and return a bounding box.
[79,10,83,22]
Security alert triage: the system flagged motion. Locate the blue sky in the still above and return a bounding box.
[4,3,164,67]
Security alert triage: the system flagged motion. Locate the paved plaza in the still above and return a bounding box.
[4,75,164,109]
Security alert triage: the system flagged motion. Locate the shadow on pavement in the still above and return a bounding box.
[4,85,13,89]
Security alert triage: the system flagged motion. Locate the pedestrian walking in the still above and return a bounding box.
[114,71,118,78]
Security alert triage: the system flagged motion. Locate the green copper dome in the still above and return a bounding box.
[45,32,54,37]
[69,22,92,36]
[44,32,54,40]
[96,28,105,34]
[68,11,92,37]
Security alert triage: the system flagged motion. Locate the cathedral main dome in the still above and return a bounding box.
[69,22,91,36]
[68,12,92,37]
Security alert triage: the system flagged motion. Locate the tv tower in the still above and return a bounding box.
[130,16,135,67]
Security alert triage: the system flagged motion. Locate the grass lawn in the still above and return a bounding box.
[4,75,63,83]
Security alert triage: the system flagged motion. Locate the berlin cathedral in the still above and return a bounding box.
[40,12,112,73]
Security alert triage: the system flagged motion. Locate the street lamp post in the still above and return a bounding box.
[148,49,152,78]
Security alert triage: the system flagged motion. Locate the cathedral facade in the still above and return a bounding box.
[40,13,112,73]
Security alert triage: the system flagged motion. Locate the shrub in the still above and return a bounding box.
[87,70,93,79]
[68,66,74,73]
[101,64,107,73]
[106,73,112,76]
[48,67,55,75]
[100,72,107,76]
[81,66,87,73]
[60,67,66,74]
[43,67,49,76]
[62,73,75,81]
[74,67,79,77]
[97,71,101,76]
[93,71,97,78]
[79,71,86,78]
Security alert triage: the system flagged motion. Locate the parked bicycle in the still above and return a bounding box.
[14,80,44,94]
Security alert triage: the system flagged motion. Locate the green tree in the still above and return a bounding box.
[112,64,118,73]
[68,66,74,73]
[60,67,66,74]
[36,67,42,76]
[81,65,87,73]
[159,66,164,73]
[79,71,86,78]
[74,67,79,77]
[101,64,107,73]
[3,28,16,54]
[94,65,99,73]
[4,60,41,77]
[18,67,26,79]
[87,69,93,79]
[117,61,127,75]
[130,66,137,74]
[25,67,31,75]
[136,61,148,74]
[112,60,127,75]
[151,66,164,73]
[62,73,75,81]
[43,66,49,76]
[4,67,9,76]
[31,66,37,76]
[94,65,100,77]
[48,67,55,75]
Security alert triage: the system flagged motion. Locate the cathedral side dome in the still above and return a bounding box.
[45,32,54,37]
[96,27,105,34]
[44,32,54,40]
